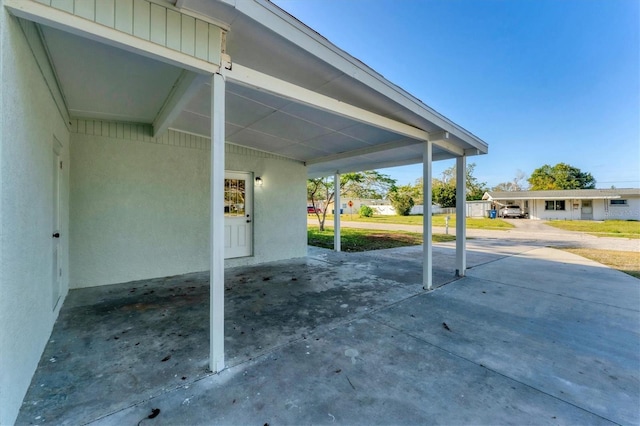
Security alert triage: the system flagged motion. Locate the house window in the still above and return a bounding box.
[545,200,566,211]
[610,199,628,206]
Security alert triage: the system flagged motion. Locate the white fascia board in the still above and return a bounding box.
[153,71,209,137]
[5,0,220,75]
[229,0,488,153]
[225,63,430,142]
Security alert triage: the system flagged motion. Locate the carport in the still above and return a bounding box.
[1,1,487,421]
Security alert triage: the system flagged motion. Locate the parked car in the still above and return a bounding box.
[307,206,322,214]
[499,205,526,218]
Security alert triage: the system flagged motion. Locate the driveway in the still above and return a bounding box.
[17,241,639,425]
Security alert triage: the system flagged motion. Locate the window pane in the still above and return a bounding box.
[556,200,566,211]
[545,201,555,210]
[224,178,246,216]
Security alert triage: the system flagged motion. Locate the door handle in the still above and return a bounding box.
[246,220,252,223]
[52,232,60,238]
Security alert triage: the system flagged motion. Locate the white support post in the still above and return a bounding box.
[423,141,433,290]
[334,172,341,252]
[209,72,225,373]
[456,155,467,276]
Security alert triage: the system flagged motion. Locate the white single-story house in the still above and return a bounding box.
[483,189,640,221]
[0,0,488,423]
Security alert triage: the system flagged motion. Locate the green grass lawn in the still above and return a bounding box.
[309,213,514,230]
[546,220,640,239]
[308,226,456,252]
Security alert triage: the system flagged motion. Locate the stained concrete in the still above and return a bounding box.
[17,244,640,425]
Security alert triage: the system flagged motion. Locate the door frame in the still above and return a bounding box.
[52,137,63,310]
[224,171,254,259]
[581,200,593,220]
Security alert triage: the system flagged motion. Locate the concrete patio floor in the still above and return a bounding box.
[17,242,640,425]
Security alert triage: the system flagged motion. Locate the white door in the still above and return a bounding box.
[52,140,62,309]
[581,200,593,220]
[224,172,253,258]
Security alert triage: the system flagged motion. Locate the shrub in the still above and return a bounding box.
[389,192,414,216]
[359,205,374,217]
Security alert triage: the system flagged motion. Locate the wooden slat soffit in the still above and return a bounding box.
[36,0,225,65]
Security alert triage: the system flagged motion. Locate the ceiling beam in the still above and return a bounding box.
[307,152,452,178]
[429,131,464,157]
[153,71,208,138]
[225,63,430,142]
[306,139,420,166]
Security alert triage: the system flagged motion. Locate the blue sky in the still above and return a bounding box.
[272,0,640,189]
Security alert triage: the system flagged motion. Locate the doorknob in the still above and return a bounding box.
[52,232,60,238]
[246,220,252,223]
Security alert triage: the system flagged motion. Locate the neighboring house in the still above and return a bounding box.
[0,0,488,423]
[483,189,640,221]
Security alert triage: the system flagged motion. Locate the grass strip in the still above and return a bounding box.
[562,248,640,279]
[308,226,455,252]
[309,213,514,230]
[546,220,640,239]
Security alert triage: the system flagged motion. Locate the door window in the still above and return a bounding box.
[224,179,245,217]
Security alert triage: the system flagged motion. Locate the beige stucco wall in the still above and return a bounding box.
[70,128,307,288]
[0,9,71,425]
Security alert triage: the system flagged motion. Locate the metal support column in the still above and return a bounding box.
[423,141,433,290]
[334,172,341,252]
[456,155,467,276]
[209,72,225,373]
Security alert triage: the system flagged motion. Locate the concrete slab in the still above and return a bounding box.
[16,245,640,425]
[95,318,614,426]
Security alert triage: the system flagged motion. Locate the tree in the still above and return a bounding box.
[431,162,488,207]
[528,163,596,190]
[389,185,415,215]
[341,171,396,200]
[432,181,457,208]
[492,170,528,192]
[307,171,396,230]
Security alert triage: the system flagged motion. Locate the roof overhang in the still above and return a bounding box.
[6,0,488,177]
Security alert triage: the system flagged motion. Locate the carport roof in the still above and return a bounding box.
[484,189,640,200]
[7,0,488,177]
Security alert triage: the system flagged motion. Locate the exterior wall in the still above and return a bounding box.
[225,145,307,268]
[70,122,307,288]
[529,199,576,220]
[0,9,71,425]
[603,197,640,220]
[527,198,640,221]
